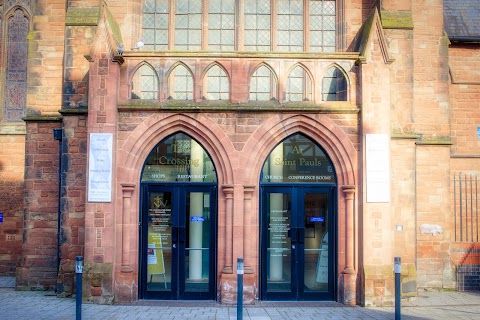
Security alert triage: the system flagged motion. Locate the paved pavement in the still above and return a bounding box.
[1,276,480,319]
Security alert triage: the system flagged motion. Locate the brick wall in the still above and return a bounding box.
[17,120,61,290]
[26,0,67,116]
[0,134,25,275]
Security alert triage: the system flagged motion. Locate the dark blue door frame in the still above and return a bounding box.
[260,185,336,301]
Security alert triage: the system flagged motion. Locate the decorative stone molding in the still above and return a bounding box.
[243,185,256,272]
[342,185,356,305]
[222,185,234,273]
[121,183,135,273]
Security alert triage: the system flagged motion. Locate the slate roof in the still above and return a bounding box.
[444,0,480,41]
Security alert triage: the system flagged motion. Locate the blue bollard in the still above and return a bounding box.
[237,258,244,320]
[76,256,83,320]
[394,257,401,320]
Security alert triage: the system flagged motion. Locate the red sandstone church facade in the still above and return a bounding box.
[0,0,479,306]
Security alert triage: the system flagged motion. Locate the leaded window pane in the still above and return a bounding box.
[322,67,347,101]
[277,0,304,52]
[209,0,235,51]
[4,9,28,121]
[287,66,312,102]
[171,65,194,100]
[244,0,271,51]
[142,0,169,50]
[176,0,202,50]
[250,66,276,101]
[206,66,229,100]
[310,0,336,52]
[131,65,158,100]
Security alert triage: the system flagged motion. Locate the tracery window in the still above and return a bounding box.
[131,64,158,99]
[322,66,347,101]
[249,66,277,101]
[3,9,29,121]
[205,65,229,100]
[169,64,194,100]
[286,66,312,102]
[141,0,337,52]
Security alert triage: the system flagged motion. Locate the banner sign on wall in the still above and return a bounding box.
[88,133,113,202]
[366,134,390,203]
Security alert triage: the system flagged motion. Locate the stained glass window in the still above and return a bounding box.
[175,0,202,50]
[208,0,235,50]
[322,66,347,101]
[277,0,304,52]
[4,9,29,121]
[250,66,276,101]
[143,0,169,50]
[286,66,312,102]
[310,0,336,52]
[170,64,194,100]
[244,0,271,51]
[206,65,229,100]
[131,65,158,99]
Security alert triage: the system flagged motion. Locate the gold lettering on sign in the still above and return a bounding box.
[292,146,303,154]
[153,196,168,209]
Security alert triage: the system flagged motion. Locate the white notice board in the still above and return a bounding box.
[88,133,113,202]
[366,134,390,203]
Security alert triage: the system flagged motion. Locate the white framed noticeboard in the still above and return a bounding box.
[88,133,113,202]
[366,134,390,203]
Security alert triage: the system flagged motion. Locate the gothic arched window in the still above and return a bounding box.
[4,9,29,121]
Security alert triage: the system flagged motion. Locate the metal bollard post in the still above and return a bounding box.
[76,256,83,320]
[394,256,401,320]
[237,257,244,320]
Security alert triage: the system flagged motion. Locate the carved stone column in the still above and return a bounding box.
[243,185,255,272]
[342,185,356,304]
[222,185,234,273]
[121,183,135,273]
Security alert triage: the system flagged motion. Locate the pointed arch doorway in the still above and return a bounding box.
[139,132,217,300]
[260,133,337,301]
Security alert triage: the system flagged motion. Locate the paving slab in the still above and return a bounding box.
[0,279,479,320]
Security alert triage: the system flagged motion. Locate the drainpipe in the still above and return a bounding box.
[53,128,63,293]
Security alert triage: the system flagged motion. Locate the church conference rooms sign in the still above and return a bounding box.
[88,133,113,202]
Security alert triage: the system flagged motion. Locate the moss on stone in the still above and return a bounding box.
[118,100,359,114]
[381,11,414,30]
[104,5,123,47]
[66,7,100,26]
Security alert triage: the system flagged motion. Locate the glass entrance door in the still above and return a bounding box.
[141,185,216,300]
[261,187,334,301]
